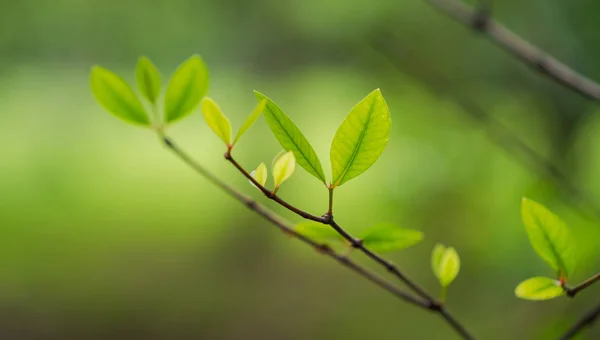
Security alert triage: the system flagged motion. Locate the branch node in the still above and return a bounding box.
[351,239,363,249]
[224,151,232,160]
[321,212,333,224]
[429,301,444,311]
[472,8,489,31]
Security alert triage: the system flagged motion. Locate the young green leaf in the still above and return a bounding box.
[234,99,267,145]
[432,244,460,287]
[361,223,423,253]
[515,277,564,301]
[201,98,232,145]
[135,56,161,104]
[295,221,345,244]
[250,163,268,189]
[521,197,577,278]
[164,55,209,123]
[254,91,326,184]
[330,89,391,187]
[90,65,150,126]
[431,244,446,278]
[272,151,296,189]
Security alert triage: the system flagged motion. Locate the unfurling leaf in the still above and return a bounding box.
[272,151,296,189]
[234,99,266,145]
[201,98,232,145]
[135,56,161,104]
[521,198,577,278]
[330,89,391,187]
[164,55,209,123]
[255,91,326,184]
[90,66,149,126]
[361,223,423,253]
[250,163,268,189]
[432,244,460,287]
[295,221,344,244]
[515,277,564,301]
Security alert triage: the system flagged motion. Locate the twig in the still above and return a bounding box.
[559,300,600,340]
[160,135,427,309]
[224,153,475,340]
[425,0,600,101]
[565,273,600,298]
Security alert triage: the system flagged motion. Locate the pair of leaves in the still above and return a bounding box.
[202,97,267,147]
[250,151,296,191]
[432,244,460,288]
[256,89,390,188]
[515,198,577,301]
[90,55,209,126]
[294,222,423,253]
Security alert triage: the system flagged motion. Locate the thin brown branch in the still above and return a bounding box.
[559,300,600,340]
[161,135,427,309]
[425,0,600,101]
[224,153,475,340]
[565,272,600,298]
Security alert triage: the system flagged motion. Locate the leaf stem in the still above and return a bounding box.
[328,186,334,215]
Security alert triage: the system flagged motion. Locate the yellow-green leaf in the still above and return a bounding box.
[135,56,161,104]
[234,99,266,145]
[255,91,326,184]
[432,244,460,287]
[521,197,577,278]
[361,223,423,253]
[201,98,232,145]
[272,151,296,189]
[90,65,149,126]
[515,277,564,301]
[164,55,209,123]
[330,89,391,187]
[295,221,344,244]
[250,163,268,189]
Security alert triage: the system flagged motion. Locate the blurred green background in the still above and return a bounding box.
[2,0,600,338]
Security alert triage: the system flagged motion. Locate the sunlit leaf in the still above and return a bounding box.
[135,56,161,104]
[431,244,446,278]
[164,55,209,123]
[250,163,267,189]
[515,277,564,301]
[272,151,296,189]
[330,89,391,187]
[521,197,577,278]
[295,221,344,244]
[432,244,460,287]
[254,91,326,184]
[201,97,232,145]
[234,99,266,145]
[90,65,149,126]
[361,223,423,253]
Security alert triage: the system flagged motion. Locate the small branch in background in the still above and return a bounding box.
[565,273,600,298]
[559,300,600,340]
[223,153,475,340]
[425,0,600,101]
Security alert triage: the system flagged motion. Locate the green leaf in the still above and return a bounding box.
[135,56,161,104]
[432,244,460,287]
[164,55,209,123]
[330,89,391,187]
[515,277,564,301]
[250,163,268,189]
[90,65,149,126]
[521,197,577,278]
[234,99,266,145]
[361,223,423,253]
[254,91,326,184]
[272,151,296,189]
[431,244,446,278]
[295,221,344,244]
[201,98,232,145]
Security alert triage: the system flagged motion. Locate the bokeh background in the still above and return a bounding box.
[2,0,600,338]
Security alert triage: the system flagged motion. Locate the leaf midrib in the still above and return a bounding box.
[334,99,375,186]
[533,214,568,275]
